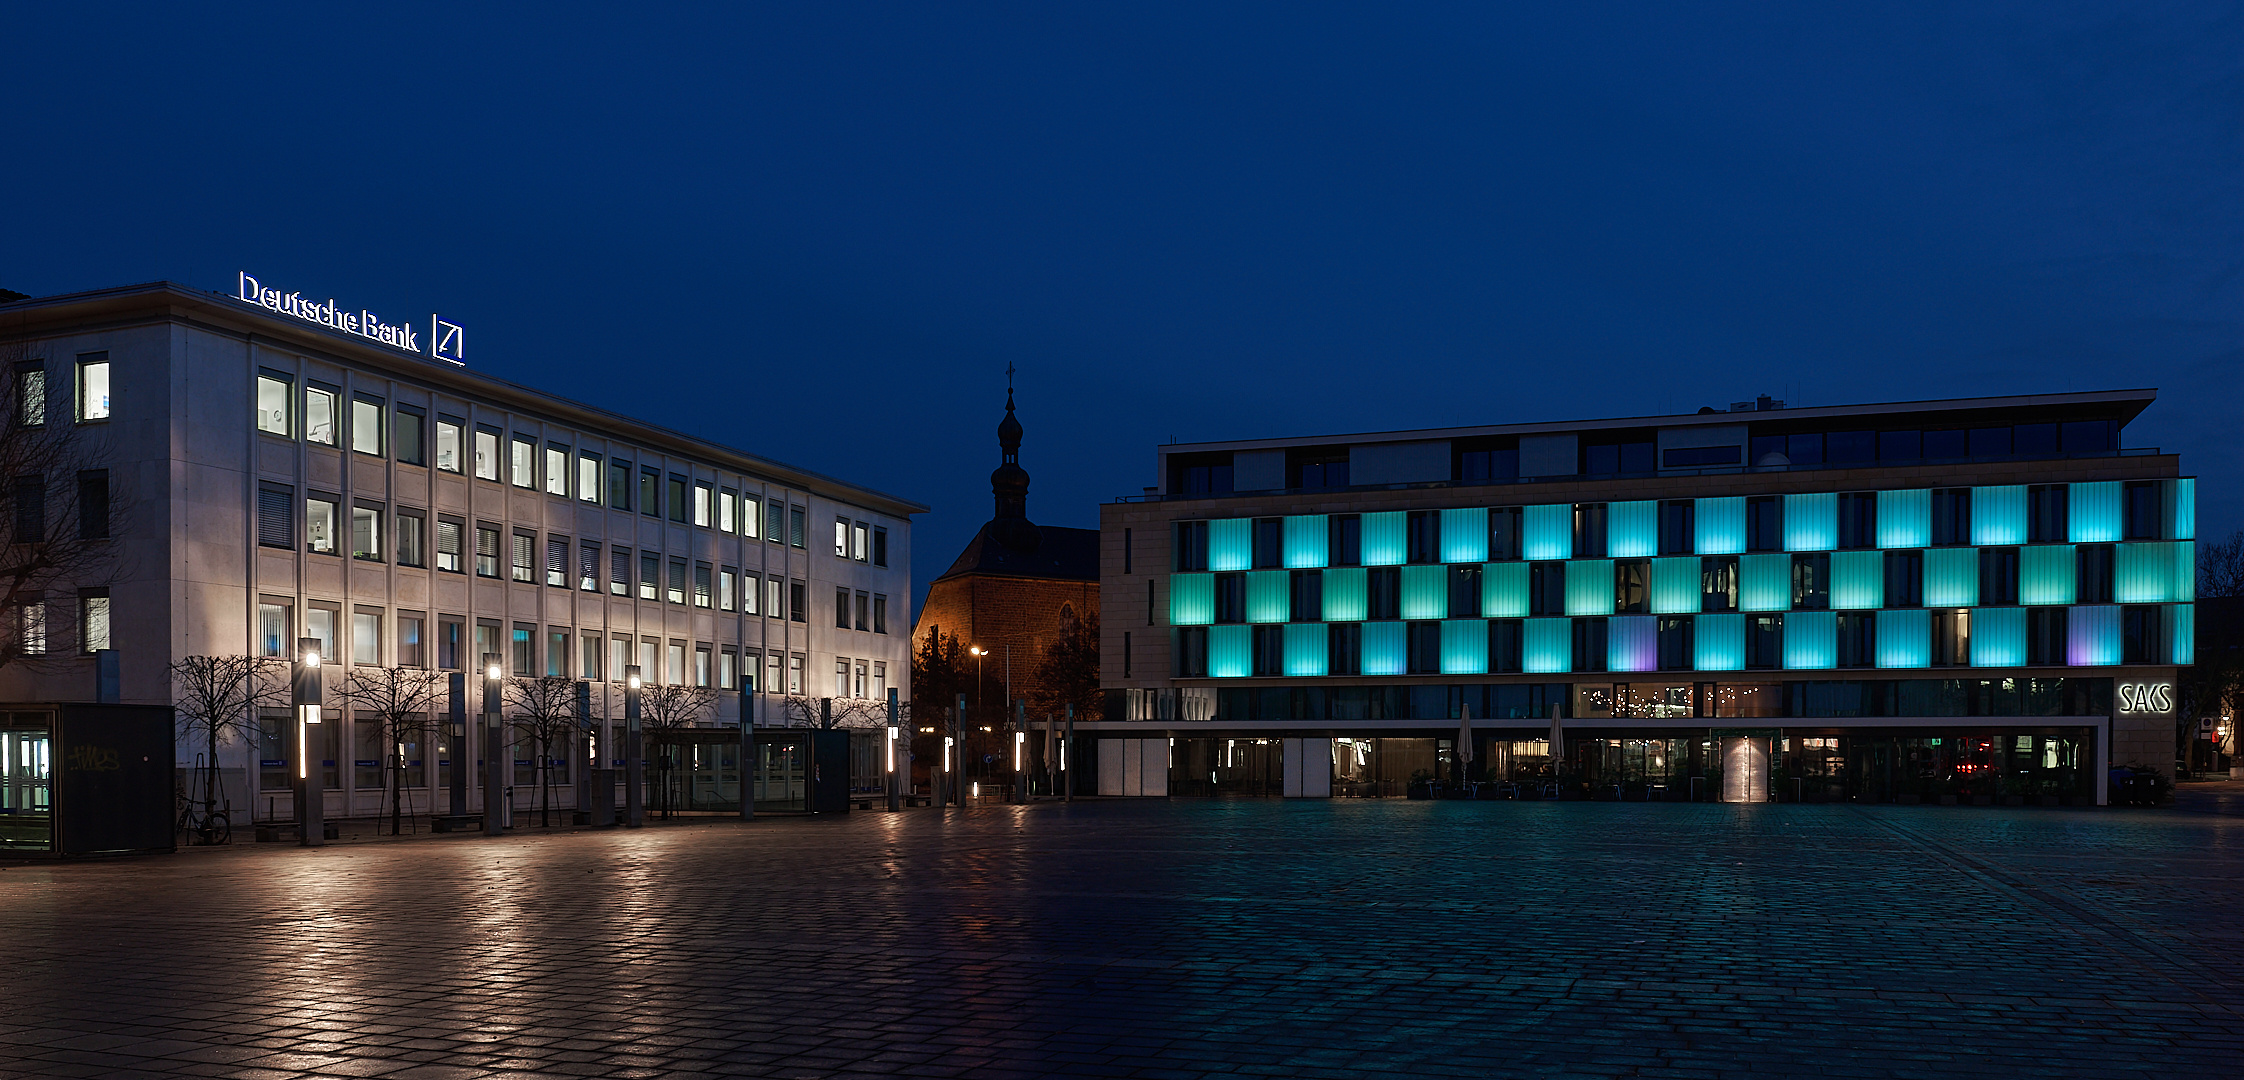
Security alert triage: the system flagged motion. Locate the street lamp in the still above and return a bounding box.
[623,666,644,828]
[482,655,504,836]
[886,687,901,812]
[293,638,323,848]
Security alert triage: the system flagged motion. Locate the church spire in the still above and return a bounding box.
[989,371,1040,551]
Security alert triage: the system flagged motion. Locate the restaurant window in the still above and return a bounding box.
[435,416,463,473]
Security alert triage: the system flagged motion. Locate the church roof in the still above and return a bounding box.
[934,520,1100,583]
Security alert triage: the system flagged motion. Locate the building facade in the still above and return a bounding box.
[1096,391,2191,805]
[0,278,921,824]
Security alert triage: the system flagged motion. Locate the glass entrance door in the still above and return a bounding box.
[1719,735,1771,803]
[0,715,54,850]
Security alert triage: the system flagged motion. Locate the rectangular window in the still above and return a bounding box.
[75,355,111,422]
[694,562,713,608]
[790,506,806,548]
[641,468,661,517]
[475,526,500,577]
[81,590,111,653]
[668,475,689,524]
[1657,501,1693,556]
[307,608,338,665]
[580,543,600,591]
[1656,615,1693,671]
[2027,607,2068,666]
[1979,547,2019,606]
[873,525,888,567]
[351,398,382,455]
[1572,504,1606,559]
[352,609,381,666]
[256,484,293,548]
[512,624,535,675]
[663,558,684,604]
[306,495,338,554]
[719,568,736,611]
[254,372,288,435]
[1836,612,1876,668]
[787,654,804,694]
[873,594,888,634]
[852,522,869,561]
[694,482,713,527]
[1932,610,1969,667]
[835,587,851,629]
[1837,492,1876,550]
[790,580,806,623]
[744,496,766,541]
[612,546,633,596]
[1746,496,1783,553]
[1791,553,1829,610]
[306,387,337,445]
[1330,515,1363,567]
[1450,564,1484,618]
[1932,488,1972,546]
[742,572,761,615]
[546,537,568,587]
[18,594,43,656]
[2123,481,2160,541]
[1572,617,1608,673]
[768,577,784,618]
[835,516,849,557]
[436,416,464,472]
[668,642,687,685]
[1745,613,1782,669]
[510,436,535,488]
[639,639,659,683]
[1613,559,1648,614]
[6,476,39,541]
[1885,550,1923,607]
[610,637,630,682]
[71,471,107,540]
[351,504,381,561]
[395,510,425,567]
[436,518,464,572]
[393,405,424,465]
[510,531,534,582]
[399,614,425,667]
[257,601,290,658]
[546,629,570,678]
[543,445,568,496]
[2077,544,2115,604]
[855,591,869,631]
[1175,627,1209,677]
[639,553,660,600]
[1700,555,1738,613]
[695,645,712,688]
[578,453,601,502]
[473,426,499,480]
[438,618,463,669]
[2028,484,2068,544]
[1173,521,1210,571]
[609,458,632,510]
[718,489,737,532]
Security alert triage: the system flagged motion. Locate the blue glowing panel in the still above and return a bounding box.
[1522,617,1571,673]
[1695,497,1745,555]
[1170,573,1214,625]
[1608,615,1657,673]
[1784,493,1837,552]
[1972,486,2027,546]
[1784,610,1836,670]
[1246,571,1290,623]
[1650,558,1700,614]
[1322,567,1367,622]
[1360,621,1406,676]
[2068,605,2120,666]
[2019,545,2074,605]
[1208,518,1252,571]
[1923,547,1978,608]
[1522,503,1573,561]
[1968,606,2025,668]
[1830,550,1884,609]
[1400,565,1449,621]
[2168,605,2194,665]
[2115,541,2190,604]
[1608,501,1658,558]
[1482,561,1529,618]
[1694,613,1744,671]
[1441,619,1488,675]
[1208,624,1251,678]
[1878,489,1931,549]
[2069,481,2122,543]
[1441,507,1488,563]
[1738,554,1792,612]
[1567,559,1615,616]
[1361,512,1407,566]
[2168,479,2196,540]
[1284,622,1327,677]
[1283,515,1329,568]
[1876,608,1931,669]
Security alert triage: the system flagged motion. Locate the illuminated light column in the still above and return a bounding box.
[482,655,505,836]
[887,688,901,813]
[624,666,644,828]
[293,638,324,848]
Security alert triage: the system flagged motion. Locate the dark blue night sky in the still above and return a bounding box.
[5,4,2239,611]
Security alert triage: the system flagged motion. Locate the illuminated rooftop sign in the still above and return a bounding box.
[236,271,465,365]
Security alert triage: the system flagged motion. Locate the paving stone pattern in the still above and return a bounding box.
[2,799,2241,1079]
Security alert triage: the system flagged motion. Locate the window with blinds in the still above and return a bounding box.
[693,562,712,608]
[667,557,686,604]
[437,520,462,572]
[511,532,534,582]
[639,553,659,599]
[475,526,500,577]
[256,484,293,548]
[580,543,599,591]
[611,546,631,595]
[546,537,567,587]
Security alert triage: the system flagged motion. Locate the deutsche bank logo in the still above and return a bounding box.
[431,317,466,364]
[2117,682,2174,715]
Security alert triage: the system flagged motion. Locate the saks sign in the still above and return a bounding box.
[2117,681,2175,715]
[236,272,465,365]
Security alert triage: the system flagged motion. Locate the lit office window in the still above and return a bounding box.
[611,546,631,596]
[719,649,736,690]
[579,542,600,591]
[743,495,762,539]
[436,417,463,472]
[787,654,803,694]
[766,577,782,618]
[546,537,568,587]
[306,496,338,554]
[834,658,849,697]
[741,573,759,615]
[695,645,711,688]
[398,614,425,667]
[639,553,659,600]
[578,453,601,502]
[351,505,381,561]
[257,602,290,658]
[306,387,337,445]
[76,355,110,421]
[351,610,380,665]
[80,591,110,652]
[510,437,535,488]
[351,398,382,455]
[475,526,500,577]
[719,569,736,611]
[718,489,736,532]
[19,596,43,656]
[853,522,868,561]
[667,558,687,604]
[545,445,568,496]
[834,517,848,557]
[474,428,499,480]
[666,642,686,685]
[511,532,535,582]
[255,373,289,435]
[694,482,712,527]
[872,662,886,700]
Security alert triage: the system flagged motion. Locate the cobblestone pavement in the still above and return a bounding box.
[3,800,2242,1079]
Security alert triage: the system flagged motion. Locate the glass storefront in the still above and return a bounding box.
[0,716,53,850]
[1171,737,1284,796]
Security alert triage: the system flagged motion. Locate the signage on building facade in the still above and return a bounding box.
[2117,681,2175,715]
[235,272,465,365]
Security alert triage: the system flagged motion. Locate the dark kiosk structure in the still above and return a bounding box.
[0,703,175,857]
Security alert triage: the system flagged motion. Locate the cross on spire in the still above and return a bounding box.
[1006,362,1016,390]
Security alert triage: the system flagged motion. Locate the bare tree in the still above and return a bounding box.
[0,349,122,671]
[2200,530,2244,599]
[637,682,716,818]
[169,655,285,844]
[334,666,447,836]
[505,676,581,827]
[1031,604,1101,719]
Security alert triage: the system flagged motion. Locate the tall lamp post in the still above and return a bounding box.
[624,666,644,828]
[886,687,901,812]
[1013,699,1027,804]
[293,638,323,847]
[953,692,967,807]
[447,671,468,819]
[739,675,755,821]
[482,655,504,836]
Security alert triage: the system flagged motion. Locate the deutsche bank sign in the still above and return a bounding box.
[2117,682,2175,715]
[236,272,466,365]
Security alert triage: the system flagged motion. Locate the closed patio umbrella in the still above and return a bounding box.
[1548,704,1564,770]
[1456,703,1474,777]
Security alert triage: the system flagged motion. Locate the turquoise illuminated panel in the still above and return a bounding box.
[1523,504,1573,560]
[1972,486,2026,546]
[1322,567,1367,622]
[1923,548,1978,608]
[1878,489,1931,549]
[1441,620,1488,674]
[1208,625,1251,678]
[1738,553,1792,612]
[1650,557,1700,614]
[2169,605,2194,665]
[1361,621,1406,676]
[1608,501,1658,558]
[2069,605,2120,666]
[1969,606,2025,668]
[1567,559,1615,615]
[1830,550,1883,609]
[1441,507,1488,563]
[1784,610,1835,670]
[1609,615,1657,673]
[1482,562,1529,618]
[1400,565,1449,621]
[1696,497,1745,555]
[2115,541,2193,603]
[2019,545,2074,605]
[1246,571,1290,624]
[1876,608,1930,669]
[1170,573,1214,625]
[1784,493,1837,552]
[2168,478,2195,540]
[2069,482,2122,543]
[1283,515,1329,568]
[1284,623,1328,676]
[1208,518,1252,571]
[1361,512,1407,566]
[1522,618,1571,673]
[1694,613,1744,671]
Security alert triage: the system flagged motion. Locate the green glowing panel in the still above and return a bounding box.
[1283,515,1328,568]
[1208,518,1252,571]
[2069,605,2120,666]
[1878,489,1931,549]
[1969,606,2024,668]
[1696,497,1745,555]
[1441,507,1488,563]
[1400,565,1449,621]
[1523,503,1573,561]
[1284,623,1327,677]
[1566,559,1614,616]
[2168,479,2195,540]
[1972,486,2026,546]
[1650,557,1701,614]
[1608,501,1658,558]
[2019,545,2074,606]
[2115,541,2192,603]
[1522,617,1571,673]
[1876,608,1930,669]
[1784,493,1837,552]
[1208,624,1251,678]
[1441,620,1488,674]
[1738,553,1792,612]
[2169,605,2193,665]
[1784,610,1835,670]
[1830,550,1883,610]
[1169,573,1214,626]
[1482,561,1529,618]
[1322,566,1367,622]
[2069,481,2122,543]
[1246,570,1290,623]
[1923,547,1978,608]
[1694,613,1744,671]
[1361,512,1407,566]
[1361,621,1406,676]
